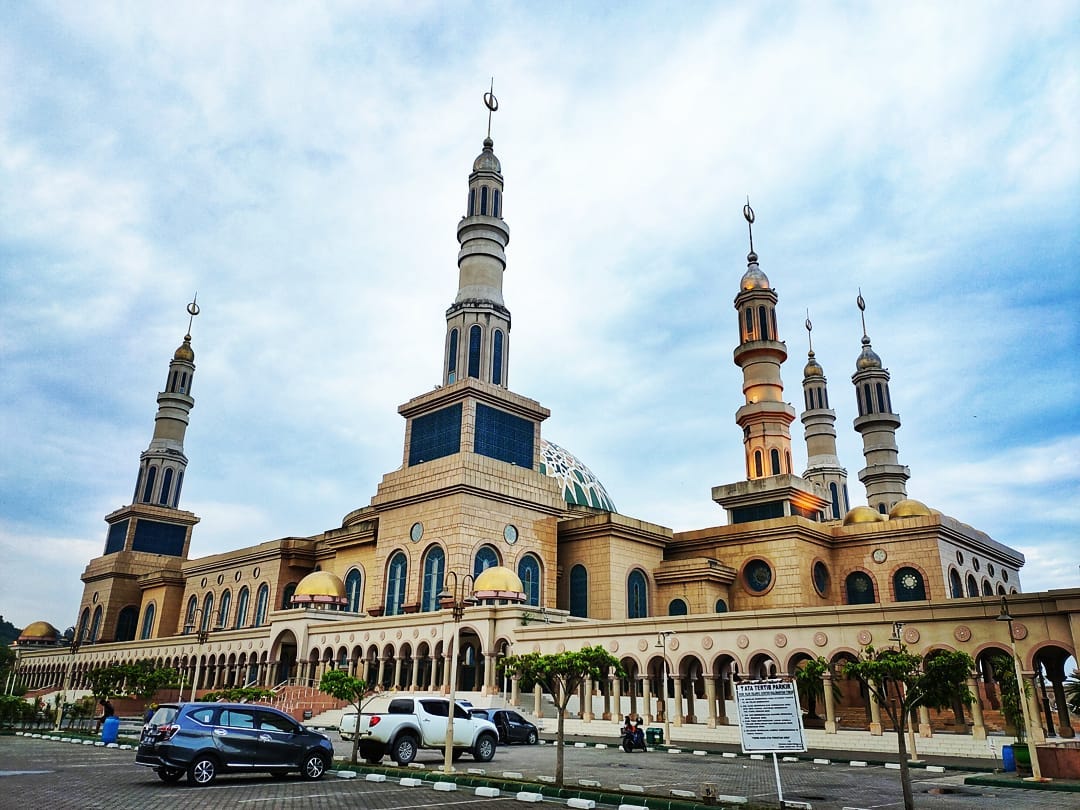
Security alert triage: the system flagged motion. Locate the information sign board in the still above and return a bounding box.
[735,679,807,753]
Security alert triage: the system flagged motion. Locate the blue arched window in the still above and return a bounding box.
[894,567,927,601]
[218,590,231,628]
[282,582,297,609]
[421,546,445,612]
[140,603,156,640]
[345,569,363,612]
[468,325,482,379]
[77,608,90,642]
[493,188,501,217]
[173,471,184,506]
[569,564,588,618]
[468,188,475,216]
[201,593,214,631]
[480,185,489,215]
[876,383,886,413]
[159,468,173,505]
[966,574,979,597]
[492,330,504,385]
[385,552,407,616]
[949,568,963,598]
[115,606,138,642]
[863,384,874,415]
[89,606,102,641]
[235,587,250,628]
[474,545,499,578]
[758,306,769,340]
[982,579,993,596]
[518,554,541,607]
[845,572,876,605]
[744,308,753,340]
[754,450,763,478]
[254,584,270,626]
[668,598,688,616]
[829,482,840,519]
[627,569,648,619]
[447,328,458,384]
[184,595,198,632]
[715,598,728,613]
[142,466,157,503]
[770,448,780,475]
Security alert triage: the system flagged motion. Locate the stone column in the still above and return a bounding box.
[717,673,729,725]
[534,683,543,718]
[583,677,594,721]
[705,676,717,728]
[511,674,520,707]
[409,657,419,691]
[640,676,652,724]
[1025,673,1047,743]
[672,677,684,727]
[968,677,987,740]
[611,676,622,721]
[377,657,388,689]
[918,705,932,737]
[1051,677,1076,738]
[393,656,403,689]
[484,652,498,694]
[822,671,837,734]
[869,688,883,736]
[602,676,612,720]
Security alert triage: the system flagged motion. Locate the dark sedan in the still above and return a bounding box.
[469,708,539,744]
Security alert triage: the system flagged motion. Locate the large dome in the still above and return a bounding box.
[18,620,60,643]
[473,566,526,601]
[540,439,616,512]
[292,570,347,607]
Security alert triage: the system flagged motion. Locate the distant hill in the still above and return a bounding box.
[0,616,21,647]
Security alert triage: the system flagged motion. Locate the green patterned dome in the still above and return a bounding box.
[539,439,616,512]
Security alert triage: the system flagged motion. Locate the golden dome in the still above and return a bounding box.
[803,350,823,378]
[291,570,347,607]
[19,621,60,641]
[740,253,770,291]
[889,499,934,519]
[173,335,195,362]
[855,336,881,370]
[473,566,526,601]
[842,505,888,525]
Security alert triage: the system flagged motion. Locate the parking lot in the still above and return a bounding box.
[3,732,1078,810]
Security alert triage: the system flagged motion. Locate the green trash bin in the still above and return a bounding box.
[645,727,663,746]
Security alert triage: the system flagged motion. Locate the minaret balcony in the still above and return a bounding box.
[733,340,788,366]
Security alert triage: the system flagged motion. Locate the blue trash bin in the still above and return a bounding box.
[1001,743,1015,772]
[102,715,120,744]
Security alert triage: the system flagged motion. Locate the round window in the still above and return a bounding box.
[410,522,424,542]
[200,577,207,588]
[813,561,830,596]
[503,524,518,544]
[972,558,981,572]
[235,571,242,582]
[955,550,964,564]
[1002,569,1009,582]
[744,559,773,593]
[253,566,260,578]
[217,574,224,585]
[987,563,995,577]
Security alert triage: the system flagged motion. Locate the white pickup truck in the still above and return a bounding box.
[341,696,499,765]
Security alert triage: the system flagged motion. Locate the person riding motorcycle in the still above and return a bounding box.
[621,714,645,751]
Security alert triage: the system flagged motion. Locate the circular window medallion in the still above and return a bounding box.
[954,625,972,642]
[669,637,680,651]
[813,632,828,647]
[813,561,830,596]
[92,592,99,604]
[987,563,996,577]
[872,548,887,564]
[200,577,207,588]
[903,627,920,644]
[774,633,788,648]
[556,643,565,653]
[900,572,920,590]
[743,559,773,593]
[1011,622,1028,641]
[395,629,402,639]
[363,632,370,641]
[857,629,873,645]
[972,557,981,572]
[608,640,619,653]
[410,522,424,543]
[702,637,714,650]
[334,634,340,643]
[412,628,419,638]
[235,571,242,582]
[1002,569,1009,582]
[956,551,964,564]
[736,634,750,649]
[217,574,224,585]
[253,566,260,578]
[503,524,518,544]
[637,638,649,652]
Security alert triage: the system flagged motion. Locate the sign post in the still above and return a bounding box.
[735,679,807,805]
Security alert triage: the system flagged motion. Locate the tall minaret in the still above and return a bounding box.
[443,83,511,388]
[800,315,849,519]
[851,292,909,512]
[732,203,796,480]
[132,298,200,508]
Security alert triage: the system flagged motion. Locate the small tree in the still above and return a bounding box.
[500,645,624,786]
[85,663,129,702]
[844,645,974,810]
[1064,668,1080,716]
[990,654,1027,740]
[793,656,839,720]
[318,669,369,765]
[127,660,180,706]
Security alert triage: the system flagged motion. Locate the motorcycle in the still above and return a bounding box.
[621,724,647,752]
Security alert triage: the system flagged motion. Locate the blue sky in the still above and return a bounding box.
[1,1,1077,629]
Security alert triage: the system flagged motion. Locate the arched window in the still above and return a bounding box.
[668,598,688,616]
[863,384,873,415]
[201,593,214,630]
[77,608,90,642]
[142,466,157,503]
[877,502,887,514]
[468,188,475,216]
[518,554,541,607]
[282,582,297,609]
[744,308,753,340]
[627,570,648,619]
[715,598,728,613]
[804,390,812,411]
[173,471,184,506]
[876,383,886,412]
[115,606,138,642]
[982,579,994,596]
[159,468,174,505]
[180,372,188,394]
[169,370,178,392]
[785,450,792,474]
[894,567,927,601]
[235,587,250,628]
[770,449,781,476]
[421,546,445,612]
[467,325,482,379]
[473,545,499,578]
[254,584,270,626]
[480,185,489,215]
[218,590,231,628]
[997,584,1006,596]
[569,564,588,618]
[754,450,763,478]
[140,603,156,640]
[966,574,979,597]
[385,552,407,616]
[184,595,198,632]
[345,569,363,613]
[493,188,501,217]
[492,330,504,386]
[758,306,769,340]
[845,571,876,605]
[829,482,840,519]
[89,606,102,641]
[949,569,963,598]
[447,328,458,384]
[770,310,777,340]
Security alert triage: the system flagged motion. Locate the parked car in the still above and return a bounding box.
[351,696,498,765]
[469,708,540,745]
[135,702,333,786]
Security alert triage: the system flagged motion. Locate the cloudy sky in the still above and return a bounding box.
[2,2,1077,629]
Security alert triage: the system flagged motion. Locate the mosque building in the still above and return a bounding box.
[13,97,1079,755]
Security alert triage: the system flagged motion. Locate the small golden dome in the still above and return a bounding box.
[291,571,347,607]
[173,335,195,362]
[855,336,881,370]
[843,505,888,525]
[740,253,770,291]
[19,621,60,641]
[472,137,502,173]
[804,350,823,378]
[473,566,526,601]
[889,499,934,519]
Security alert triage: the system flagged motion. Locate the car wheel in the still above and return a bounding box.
[473,732,497,762]
[157,767,184,783]
[187,755,218,786]
[622,738,633,753]
[301,752,327,780]
[526,729,538,745]
[391,734,418,765]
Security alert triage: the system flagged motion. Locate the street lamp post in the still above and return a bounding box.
[656,630,675,746]
[185,609,211,703]
[996,596,1049,782]
[438,571,476,774]
[53,627,84,732]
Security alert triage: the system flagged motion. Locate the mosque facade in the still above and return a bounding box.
[13,104,1079,753]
